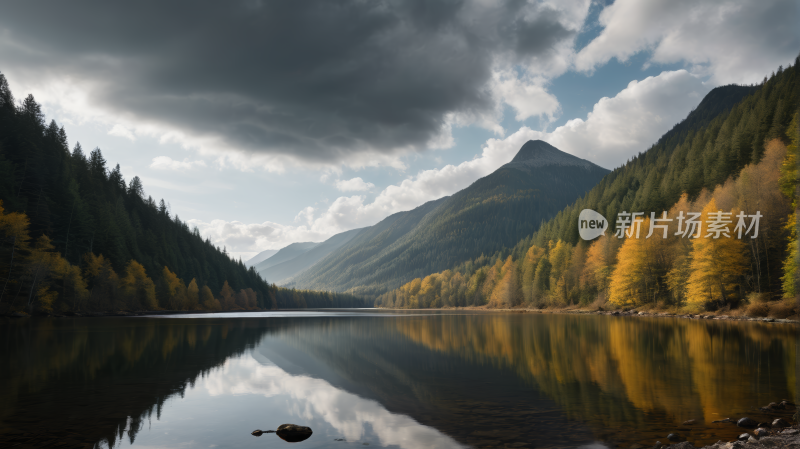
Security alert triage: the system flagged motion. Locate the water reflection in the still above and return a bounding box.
[0,313,797,449]
[205,357,465,448]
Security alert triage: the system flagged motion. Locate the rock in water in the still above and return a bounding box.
[753,428,769,438]
[771,418,790,428]
[737,433,749,441]
[667,433,681,442]
[251,429,275,437]
[276,424,313,442]
[682,419,697,425]
[736,417,757,428]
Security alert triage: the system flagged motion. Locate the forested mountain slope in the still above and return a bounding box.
[0,71,369,314]
[377,58,799,310]
[288,140,609,296]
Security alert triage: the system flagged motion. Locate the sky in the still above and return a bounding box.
[0,0,798,261]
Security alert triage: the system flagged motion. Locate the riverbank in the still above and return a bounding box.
[429,304,800,325]
[664,425,800,448]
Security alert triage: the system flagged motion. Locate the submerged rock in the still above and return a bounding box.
[276,424,313,442]
[712,418,733,423]
[736,417,757,428]
[682,419,697,425]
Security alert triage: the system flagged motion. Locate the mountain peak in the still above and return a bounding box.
[505,140,599,170]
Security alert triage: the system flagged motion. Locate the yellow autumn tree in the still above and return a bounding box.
[609,218,671,306]
[582,235,620,297]
[0,201,32,306]
[489,256,518,308]
[686,199,747,305]
[200,285,220,310]
[481,258,504,300]
[26,235,67,312]
[548,240,572,305]
[521,245,545,303]
[121,260,157,310]
[187,278,200,310]
[779,112,798,298]
[159,266,188,310]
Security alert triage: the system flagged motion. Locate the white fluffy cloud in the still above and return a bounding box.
[493,71,561,123]
[530,69,710,167]
[187,217,334,261]
[150,156,207,171]
[108,124,135,141]
[335,177,375,192]
[576,0,800,84]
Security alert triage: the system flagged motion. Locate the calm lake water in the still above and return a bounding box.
[1,311,798,449]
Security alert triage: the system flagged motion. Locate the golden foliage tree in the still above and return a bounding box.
[200,285,219,310]
[779,112,798,298]
[521,245,545,303]
[686,199,747,305]
[489,256,519,308]
[187,278,200,310]
[609,218,671,307]
[159,266,188,310]
[582,235,620,297]
[121,260,157,310]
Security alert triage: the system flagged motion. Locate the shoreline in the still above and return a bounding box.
[3,306,799,324]
[668,425,800,449]
[432,305,800,325]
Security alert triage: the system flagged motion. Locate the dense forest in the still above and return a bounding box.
[0,71,369,315]
[290,141,609,297]
[377,57,800,313]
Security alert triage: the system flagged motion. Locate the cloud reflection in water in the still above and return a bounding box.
[204,356,467,449]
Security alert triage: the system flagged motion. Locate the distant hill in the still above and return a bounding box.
[257,228,363,283]
[244,249,278,268]
[253,242,320,274]
[286,140,610,296]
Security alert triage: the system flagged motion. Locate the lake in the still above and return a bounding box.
[1,311,797,449]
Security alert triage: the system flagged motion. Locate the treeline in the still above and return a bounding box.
[377,58,799,310]
[0,71,369,314]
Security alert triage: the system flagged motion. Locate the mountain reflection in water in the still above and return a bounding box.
[0,311,797,449]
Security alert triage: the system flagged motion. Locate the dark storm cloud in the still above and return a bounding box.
[0,0,579,163]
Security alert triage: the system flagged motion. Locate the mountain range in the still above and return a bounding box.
[257,140,609,296]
